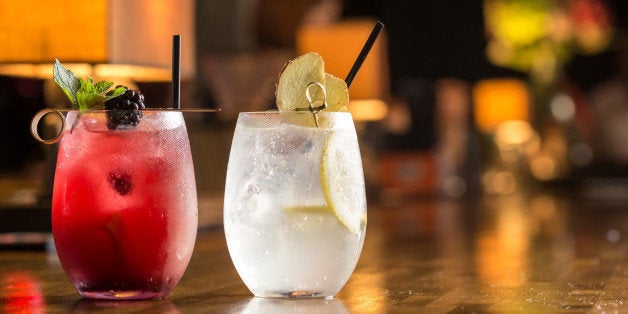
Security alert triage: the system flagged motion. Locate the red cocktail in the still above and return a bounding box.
[51,110,197,300]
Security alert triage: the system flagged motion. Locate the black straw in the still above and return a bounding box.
[172,34,181,109]
[344,21,385,88]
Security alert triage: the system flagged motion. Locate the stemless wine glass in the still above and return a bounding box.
[224,111,367,298]
[32,109,198,300]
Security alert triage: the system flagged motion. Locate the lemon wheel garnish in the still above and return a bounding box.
[320,132,365,234]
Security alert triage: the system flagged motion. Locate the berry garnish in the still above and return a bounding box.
[104,87,146,130]
[108,172,133,196]
[53,59,125,111]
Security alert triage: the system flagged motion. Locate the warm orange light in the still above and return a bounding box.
[296,19,389,109]
[94,64,171,82]
[348,99,388,121]
[110,0,196,78]
[494,120,536,148]
[0,0,107,63]
[473,79,530,133]
[0,63,170,84]
[0,0,195,78]
[475,198,530,287]
[482,169,518,195]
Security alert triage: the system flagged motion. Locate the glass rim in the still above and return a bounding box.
[238,111,352,115]
[237,110,355,128]
[49,108,221,113]
[31,107,214,145]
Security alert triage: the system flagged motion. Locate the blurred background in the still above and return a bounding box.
[1,0,627,223]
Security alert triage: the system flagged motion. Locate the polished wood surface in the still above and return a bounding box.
[1,192,627,313]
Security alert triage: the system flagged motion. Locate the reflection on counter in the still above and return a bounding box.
[71,298,179,314]
[0,271,45,312]
[353,192,627,312]
[241,298,348,314]
[0,191,626,312]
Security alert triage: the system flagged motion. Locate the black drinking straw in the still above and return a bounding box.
[172,34,181,109]
[345,21,385,88]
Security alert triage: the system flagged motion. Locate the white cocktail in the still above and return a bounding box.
[224,111,366,298]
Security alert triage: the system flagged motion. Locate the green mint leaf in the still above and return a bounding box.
[53,59,132,111]
[78,77,97,94]
[95,81,114,94]
[53,59,80,106]
[76,91,107,111]
[76,78,105,110]
[107,86,126,98]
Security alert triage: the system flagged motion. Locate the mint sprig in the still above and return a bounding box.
[53,59,125,111]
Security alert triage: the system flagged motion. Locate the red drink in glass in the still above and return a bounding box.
[51,110,197,300]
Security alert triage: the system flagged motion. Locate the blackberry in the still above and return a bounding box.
[108,171,133,196]
[104,87,146,130]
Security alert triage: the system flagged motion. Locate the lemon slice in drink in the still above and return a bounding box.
[284,205,332,213]
[320,131,366,234]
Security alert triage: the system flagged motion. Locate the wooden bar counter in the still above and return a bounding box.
[1,191,627,313]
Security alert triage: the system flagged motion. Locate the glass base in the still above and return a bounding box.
[256,291,334,299]
[79,290,167,300]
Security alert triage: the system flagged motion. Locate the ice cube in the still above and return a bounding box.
[136,111,183,131]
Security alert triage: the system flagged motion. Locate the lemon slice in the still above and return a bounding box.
[320,131,366,234]
[284,205,332,214]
